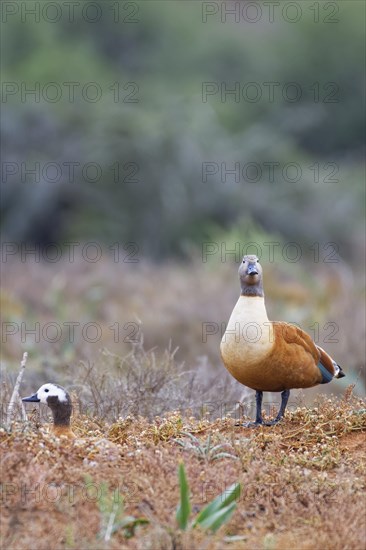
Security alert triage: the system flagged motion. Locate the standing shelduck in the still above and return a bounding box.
[22,383,76,438]
[220,255,345,426]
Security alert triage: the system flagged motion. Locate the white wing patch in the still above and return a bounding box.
[332,360,340,377]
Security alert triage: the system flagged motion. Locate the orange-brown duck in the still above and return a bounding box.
[220,255,345,426]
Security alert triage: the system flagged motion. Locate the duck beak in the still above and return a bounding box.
[22,393,40,402]
[247,264,258,276]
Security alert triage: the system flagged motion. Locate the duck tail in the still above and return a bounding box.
[334,363,346,378]
[316,345,345,382]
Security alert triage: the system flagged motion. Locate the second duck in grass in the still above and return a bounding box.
[220,255,345,426]
[22,383,76,438]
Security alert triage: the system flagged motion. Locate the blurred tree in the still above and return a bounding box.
[1,1,365,261]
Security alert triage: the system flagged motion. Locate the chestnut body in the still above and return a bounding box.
[220,255,345,425]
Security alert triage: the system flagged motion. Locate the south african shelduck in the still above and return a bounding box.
[22,383,76,438]
[220,255,345,426]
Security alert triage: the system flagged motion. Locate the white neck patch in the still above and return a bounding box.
[36,383,68,405]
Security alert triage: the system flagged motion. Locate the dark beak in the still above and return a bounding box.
[247,265,258,276]
[22,393,40,402]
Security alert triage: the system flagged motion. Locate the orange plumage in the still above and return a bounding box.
[220,255,345,425]
[52,425,76,439]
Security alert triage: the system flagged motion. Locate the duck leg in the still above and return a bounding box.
[243,390,264,427]
[264,389,290,426]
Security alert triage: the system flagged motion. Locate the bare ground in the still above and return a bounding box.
[1,392,365,550]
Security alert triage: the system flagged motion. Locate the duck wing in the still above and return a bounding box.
[273,322,336,382]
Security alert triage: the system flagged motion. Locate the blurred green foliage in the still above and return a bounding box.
[1,1,365,260]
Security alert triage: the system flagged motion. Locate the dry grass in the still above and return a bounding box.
[71,340,241,422]
[0,338,242,427]
[1,388,365,550]
[1,253,365,548]
[1,254,365,404]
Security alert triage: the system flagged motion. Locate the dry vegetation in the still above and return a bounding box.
[1,385,365,550]
[1,254,365,549]
[1,252,365,403]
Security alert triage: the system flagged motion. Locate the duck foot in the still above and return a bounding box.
[242,420,264,428]
[240,391,264,427]
[263,417,284,426]
[240,389,290,427]
[263,389,290,426]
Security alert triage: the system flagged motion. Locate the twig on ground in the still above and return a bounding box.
[6,352,28,431]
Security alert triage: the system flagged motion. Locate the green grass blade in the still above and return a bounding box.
[180,432,199,444]
[210,444,228,453]
[176,462,191,530]
[211,452,238,461]
[198,501,237,533]
[192,482,240,527]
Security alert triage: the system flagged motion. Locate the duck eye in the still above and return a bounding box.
[44,389,49,393]
[242,260,246,263]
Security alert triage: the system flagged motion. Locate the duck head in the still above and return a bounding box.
[22,383,72,427]
[238,255,264,297]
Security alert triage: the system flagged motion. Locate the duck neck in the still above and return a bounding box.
[50,402,72,427]
[240,281,264,297]
[237,293,269,322]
